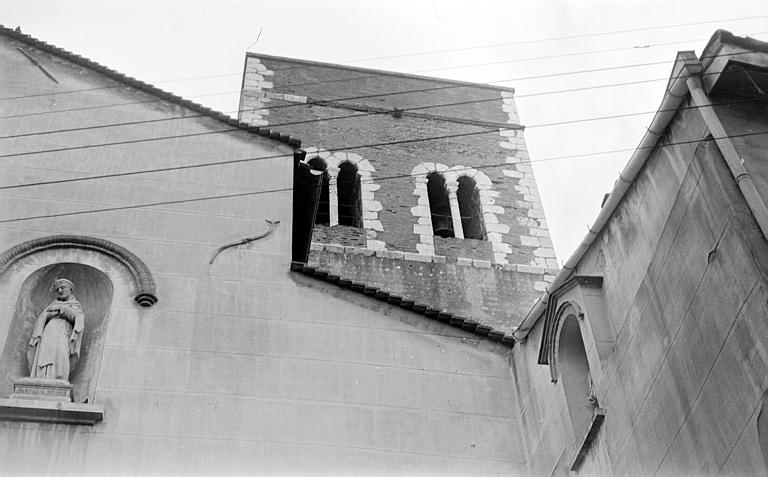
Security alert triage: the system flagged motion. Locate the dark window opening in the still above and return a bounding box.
[308,157,329,226]
[427,172,454,238]
[337,162,362,227]
[457,176,486,240]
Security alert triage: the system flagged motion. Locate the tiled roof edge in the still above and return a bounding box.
[0,25,301,148]
[290,261,515,349]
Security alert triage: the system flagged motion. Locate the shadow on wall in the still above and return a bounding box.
[0,263,113,403]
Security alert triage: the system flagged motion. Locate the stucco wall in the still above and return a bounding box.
[513,100,768,475]
[0,35,523,475]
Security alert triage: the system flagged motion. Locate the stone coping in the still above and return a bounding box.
[310,242,559,275]
[0,398,104,425]
[291,261,516,349]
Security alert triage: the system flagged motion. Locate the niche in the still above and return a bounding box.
[0,262,113,404]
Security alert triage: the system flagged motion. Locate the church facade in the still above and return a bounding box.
[1,24,768,476]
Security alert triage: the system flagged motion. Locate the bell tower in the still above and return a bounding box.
[239,54,558,330]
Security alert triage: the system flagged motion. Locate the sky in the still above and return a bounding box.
[3,1,768,262]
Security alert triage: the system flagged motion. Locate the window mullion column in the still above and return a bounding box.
[446,180,464,239]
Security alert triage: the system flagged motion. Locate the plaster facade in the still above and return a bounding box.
[0,28,526,475]
[3,24,767,477]
[510,32,768,475]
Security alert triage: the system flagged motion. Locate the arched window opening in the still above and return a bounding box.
[558,315,597,441]
[308,157,330,226]
[427,172,453,238]
[457,176,486,240]
[337,162,362,227]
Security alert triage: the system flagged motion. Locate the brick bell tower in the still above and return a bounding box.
[239,54,557,332]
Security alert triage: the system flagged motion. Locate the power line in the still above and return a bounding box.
[1,72,761,159]
[0,96,764,193]
[335,15,768,64]
[0,50,752,142]
[0,75,668,122]
[0,54,671,102]
[1,130,766,224]
[275,31,766,89]
[2,27,764,108]
[3,14,763,102]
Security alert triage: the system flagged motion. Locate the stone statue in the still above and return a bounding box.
[26,278,84,382]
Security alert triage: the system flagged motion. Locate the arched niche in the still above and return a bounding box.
[0,235,157,307]
[0,263,113,403]
[0,236,156,405]
[556,312,595,440]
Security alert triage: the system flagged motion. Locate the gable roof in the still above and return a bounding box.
[0,25,301,148]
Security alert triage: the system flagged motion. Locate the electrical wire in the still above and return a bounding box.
[1,81,763,162]
[3,13,764,102]
[0,26,768,108]
[0,50,756,143]
[335,15,768,64]
[1,130,766,226]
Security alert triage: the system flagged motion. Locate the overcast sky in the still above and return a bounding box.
[4,1,767,262]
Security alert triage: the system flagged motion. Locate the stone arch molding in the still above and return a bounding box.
[549,300,585,383]
[410,162,509,260]
[0,235,158,307]
[303,146,385,250]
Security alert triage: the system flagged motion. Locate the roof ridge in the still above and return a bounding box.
[290,261,515,349]
[0,25,301,148]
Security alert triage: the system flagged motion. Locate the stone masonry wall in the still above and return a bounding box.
[308,244,554,333]
[240,54,557,269]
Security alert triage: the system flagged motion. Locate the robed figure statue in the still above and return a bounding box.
[27,278,84,382]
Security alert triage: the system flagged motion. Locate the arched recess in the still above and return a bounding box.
[0,263,113,403]
[301,147,383,248]
[556,308,597,442]
[427,172,454,238]
[457,175,486,240]
[0,235,157,307]
[549,301,585,381]
[337,161,362,227]
[307,157,330,226]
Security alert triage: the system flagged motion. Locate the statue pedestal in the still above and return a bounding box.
[11,377,73,402]
[0,377,103,425]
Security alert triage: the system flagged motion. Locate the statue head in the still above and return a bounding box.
[51,278,74,300]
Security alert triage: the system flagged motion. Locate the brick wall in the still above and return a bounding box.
[311,224,367,247]
[307,246,553,333]
[240,55,557,269]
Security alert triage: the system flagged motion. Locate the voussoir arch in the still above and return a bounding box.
[0,235,158,307]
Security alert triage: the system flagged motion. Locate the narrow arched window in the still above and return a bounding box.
[307,157,330,226]
[457,176,486,240]
[427,172,453,238]
[337,162,362,227]
[558,315,597,441]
